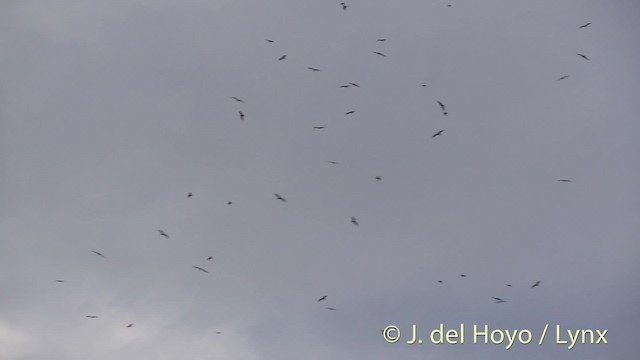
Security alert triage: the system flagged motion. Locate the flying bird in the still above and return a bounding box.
[492,297,506,303]
[556,75,569,81]
[437,280,443,283]
[372,51,387,57]
[239,111,245,120]
[307,67,321,72]
[339,84,350,88]
[325,307,337,310]
[578,22,592,28]
[126,323,133,328]
[432,130,445,138]
[327,161,339,165]
[437,101,448,115]
[158,230,169,238]
[531,280,541,288]
[460,274,467,278]
[216,331,222,334]
[91,251,106,258]
[506,284,512,287]
[265,39,275,43]
[375,176,382,181]
[193,266,209,274]
[348,82,360,87]
[231,97,244,103]
[340,2,347,10]
[85,315,98,319]
[313,126,325,129]
[577,53,590,61]
[345,110,355,115]
[227,201,233,205]
[187,192,193,198]
[273,193,287,202]
[317,295,327,302]
[376,38,387,42]
[351,217,359,226]
[278,55,287,61]
[54,280,65,283]
[207,256,213,261]
[557,179,572,182]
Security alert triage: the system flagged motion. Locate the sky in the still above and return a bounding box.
[1,0,639,359]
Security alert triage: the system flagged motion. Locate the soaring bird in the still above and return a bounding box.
[307,67,321,72]
[351,217,359,226]
[531,280,541,288]
[278,55,287,61]
[506,284,512,287]
[313,126,325,129]
[345,110,355,115]
[432,130,445,138]
[85,315,99,319]
[557,179,572,182]
[54,280,65,283]
[375,176,382,181]
[437,101,448,115]
[193,266,209,274]
[318,295,327,302]
[265,39,275,43]
[437,280,443,283]
[492,297,506,303]
[231,97,244,103]
[376,38,387,42]
[158,230,169,238]
[327,161,339,165]
[91,251,106,258]
[325,307,337,310]
[216,331,222,334]
[339,84,350,88]
[340,2,347,10]
[372,51,387,57]
[227,201,233,205]
[577,53,590,61]
[187,192,193,198]
[556,75,569,81]
[126,323,133,328]
[460,274,467,278]
[207,256,213,261]
[578,22,592,28]
[239,111,245,120]
[348,82,360,87]
[274,193,287,202]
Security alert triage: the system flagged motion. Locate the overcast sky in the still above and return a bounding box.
[1,1,639,359]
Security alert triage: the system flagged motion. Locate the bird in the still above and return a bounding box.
[85,315,98,319]
[273,193,287,202]
[531,281,541,288]
[91,251,106,258]
[372,51,387,57]
[340,2,347,10]
[216,331,222,334]
[376,38,387,42]
[506,284,512,287]
[307,67,321,72]
[227,201,233,205]
[158,230,169,238]
[207,256,213,261]
[492,297,506,303]
[351,217,359,226]
[421,84,427,87]
[437,280,443,283]
[325,307,337,310]
[460,274,467,277]
[348,82,360,87]
[327,161,339,165]
[54,279,65,283]
[375,176,382,181]
[557,179,572,182]
[313,126,325,129]
[278,54,287,61]
[231,97,244,103]
[437,101,448,115]
[345,110,355,115]
[432,130,445,138]
[187,192,193,198]
[578,22,592,28]
[339,84,350,88]
[126,323,133,328]
[238,111,245,120]
[556,75,569,81]
[193,266,209,274]
[265,39,275,43]
[317,295,327,302]
[577,53,590,61]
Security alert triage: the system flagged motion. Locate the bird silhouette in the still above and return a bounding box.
[158,230,169,238]
[351,217,359,226]
[325,307,337,310]
[577,53,590,61]
[307,67,321,72]
[313,126,325,129]
[239,111,245,120]
[492,297,506,303]
[531,281,541,288]
[227,201,233,205]
[340,2,347,10]
[274,193,287,202]
[278,55,287,61]
[207,256,213,261]
[578,22,592,28]
[432,130,445,138]
[348,82,360,87]
[126,323,133,328]
[506,284,512,287]
[231,97,244,103]
[437,101,448,115]
[375,176,382,181]
[187,192,193,198]
[327,161,339,165]
[557,179,572,182]
[376,38,387,42]
[265,39,275,43]
[193,266,209,274]
[372,51,387,57]
[85,315,98,319]
[54,280,65,283]
[556,75,569,81]
[345,110,355,115]
[460,274,467,277]
[91,251,106,258]
[318,295,327,302]
[438,280,443,283]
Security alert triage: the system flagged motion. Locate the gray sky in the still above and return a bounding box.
[1,1,639,359]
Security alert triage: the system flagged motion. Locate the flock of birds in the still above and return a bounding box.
[47,4,596,339]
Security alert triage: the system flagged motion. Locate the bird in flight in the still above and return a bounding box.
[187,192,193,198]
[492,297,506,303]
[531,280,541,288]
[327,161,339,165]
[193,266,209,274]
[216,331,222,334]
[231,97,244,103]
[207,256,213,261]
[345,110,355,115]
[325,307,337,310]
[372,51,387,57]
[376,38,387,42]
[318,295,327,302]
[506,284,512,287]
[126,323,133,328]
[274,193,287,202]
[158,230,170,238]
[265,39,275,43]
[375,176,382,181]
[239,111,245,120]
[351,217,359,226]
[556,75,569,81]
[437,280,443,283]
[432,130,445,138]
[278,55,287,61]
[340,2,347,10]
[307,67,321,72]
[460,274,467,278]
[227,201,233,205]
[577,53,590,61]
[437,101,448,115]
[339,84,350,88]
[348,82,360,87]
[85,315,99,319]
[578,22,592,28]
[91,251,106,258]
[557,179,572,182]
[313,126,325,129]
[54,279,65,283]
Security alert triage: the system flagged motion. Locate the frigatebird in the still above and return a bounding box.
[372,51,387,57]
[239,111,245,120]
[207,256,213,261]
[91,251,106,258]
[375,176,382,181]
[231,97,244,103]
[325,307,337,310]
[318,295,327,302]
[345,110,355,115]
[432,130,445,138]
[126,323,133,328]
[274,193,287,202]
[557,179,572,182]
[531,280,541,288]
[577,53,590,61]
[492,297,506,303]
[193,266,209,274]
[307,67,321,72]
[348,82,360,87]
[187,192,193,198]
[313,126,325,129]
[340,2,347,10]
[278,55,287,61]
[158,230,169,238]
[437,101,448,115]
[578,22,592,28]
[351,217,359,226]
[376,38,387,42]
[86,315,98,319]
[556,75,569,81]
